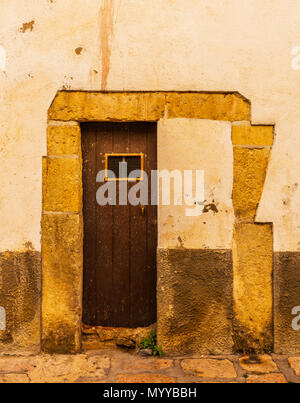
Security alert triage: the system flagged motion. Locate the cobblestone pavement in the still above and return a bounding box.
[0,350,299,383]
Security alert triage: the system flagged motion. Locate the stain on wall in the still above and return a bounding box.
[19,20,35,33]
[99,0,115,90]
[75,47,83,55]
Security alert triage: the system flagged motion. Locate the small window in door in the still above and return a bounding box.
[105,153,144,181]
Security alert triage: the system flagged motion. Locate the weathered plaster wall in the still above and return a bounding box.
[0,0,100,252]
[156,118,234,354]
[0,0,299,354]
[158,118,234,250]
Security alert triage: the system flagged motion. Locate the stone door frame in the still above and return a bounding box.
[42,91,272,354]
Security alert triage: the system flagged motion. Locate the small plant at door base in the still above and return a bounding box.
[140,330,163,357]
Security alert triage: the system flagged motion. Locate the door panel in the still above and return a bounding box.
[82,122,157,328]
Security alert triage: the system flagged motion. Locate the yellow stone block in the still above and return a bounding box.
[47,125,81,155]
[233,147,270,220]
[43,157,82,213]
[48,91,166,122]
[41,213,83,353]
[48,91,251,122]
[232,125,274,146]
[233,223,273,352]
[166,93,251,121]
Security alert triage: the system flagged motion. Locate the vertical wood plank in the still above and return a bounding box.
[112,123,131,326]
[146,123,158,325]
[129,123,148,326]
[95,124,114,325]
[82,122,157,328]
[82,123,97,325]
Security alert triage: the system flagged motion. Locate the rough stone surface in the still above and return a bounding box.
[232,125,274,146]
[82,323,156,351]
[239,355,278,374]
[157,249,233,355]
[48,91,166,122]
[0,356,35,373]
[48,91,250,123]
[246,373,287,383]
[233,147,270,220]
[181,359,237,379]
[116,337,136,349]
[274,253,300,354]
[116,373,176,383]
[138,349,153,357]
[288,357,300,376]
[42,213,83,354]
[166,92,250,121]
[0,351,297,383]
[43,157,82,213]
[29,354,110,383]
[0,373,29,383]
[122,357,173,371]
[0,250,41,354]
[47,124,81,156]
[233,223,273,353]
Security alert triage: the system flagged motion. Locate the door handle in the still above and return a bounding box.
[140,204,145,217]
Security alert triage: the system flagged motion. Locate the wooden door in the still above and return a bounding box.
[81,122,157,328]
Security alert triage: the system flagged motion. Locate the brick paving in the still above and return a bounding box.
[0,350,299,383]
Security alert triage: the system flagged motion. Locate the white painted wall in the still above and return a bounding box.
[0,0,299,251]
[158,119,233,250]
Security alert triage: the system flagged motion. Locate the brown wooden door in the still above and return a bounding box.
[81,122,157,328]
